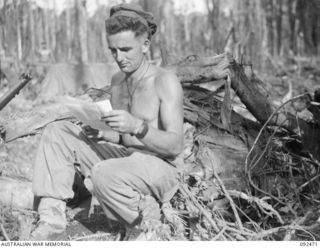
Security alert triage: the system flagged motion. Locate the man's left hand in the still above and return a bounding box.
[101,110,143,135]
[81,125,102,140]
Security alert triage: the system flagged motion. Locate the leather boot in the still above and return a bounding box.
[30,197,67,240]
[123,195,162,241]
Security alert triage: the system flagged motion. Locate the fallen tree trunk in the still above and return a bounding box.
[171,52,320,161]
[228,60,320,160]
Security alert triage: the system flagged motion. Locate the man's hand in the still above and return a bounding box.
[81,125,102,140]
[101,110,143,135]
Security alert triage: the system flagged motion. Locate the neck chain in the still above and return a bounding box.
[126,62,150,111]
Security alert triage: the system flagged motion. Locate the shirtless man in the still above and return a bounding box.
[31,3,183,241]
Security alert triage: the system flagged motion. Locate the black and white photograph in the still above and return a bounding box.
[0,0,320,245]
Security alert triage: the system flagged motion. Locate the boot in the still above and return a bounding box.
[30,197,67,240]
[123,195,164,241]
[124,225,160,241]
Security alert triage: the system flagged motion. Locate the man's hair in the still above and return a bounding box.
[105,3,157,40]
[105,15,150,39]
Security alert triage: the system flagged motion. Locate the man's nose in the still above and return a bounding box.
[115,51,124,62]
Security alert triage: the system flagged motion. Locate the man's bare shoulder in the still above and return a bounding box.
[153,66,182,98]
[153,66,180,86]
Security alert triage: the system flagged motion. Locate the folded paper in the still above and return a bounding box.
[62,96,112,131]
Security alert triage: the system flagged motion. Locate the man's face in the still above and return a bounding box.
[107,30,149,73]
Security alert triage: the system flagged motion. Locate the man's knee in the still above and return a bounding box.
[91,159,131,197]
[91,160,117,195]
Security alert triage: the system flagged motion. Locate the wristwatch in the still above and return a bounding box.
[135,120,149,139]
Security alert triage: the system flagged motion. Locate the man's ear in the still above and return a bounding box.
[142,38,151,54]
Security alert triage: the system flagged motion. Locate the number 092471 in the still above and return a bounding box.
[300,242,318,247]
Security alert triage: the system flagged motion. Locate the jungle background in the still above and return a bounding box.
[1,0,320,242]
[1,0,319,71]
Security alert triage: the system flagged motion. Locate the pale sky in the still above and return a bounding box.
[173,0,207,15]
[30,0,207,16]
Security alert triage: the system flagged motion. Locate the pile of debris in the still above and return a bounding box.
[166,53,320,240]
[1,53,320,241]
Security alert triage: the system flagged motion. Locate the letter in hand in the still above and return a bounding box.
[101,110,143,135]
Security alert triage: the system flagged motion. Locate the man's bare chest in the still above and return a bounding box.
[111,81,160,122]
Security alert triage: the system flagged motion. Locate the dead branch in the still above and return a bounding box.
[283,211,312,241]
[212,168,244,231]
[216,224,256,240]
[71,232,113,241]
[179,183,220,233]
[245,93,308,165]
[298,173,320,191]
[172,53,230,83]
[0,223,10,241]
[211,227,227,241]
[255,222,320,240]
[245,94,308,204]
[233,204,261,232]
[227,190,284,224]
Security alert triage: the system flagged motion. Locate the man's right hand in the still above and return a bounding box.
[82,124,125,145]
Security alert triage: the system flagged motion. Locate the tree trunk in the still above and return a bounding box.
[276,0,283,55]
[50,1,57,62]
[66,4,71,61]
[21,2,29,61]
[35,6,43,57]
[75,0,88,63]
[267,0,274,56]
[29,1,35,62]
[184,14,190,43]
[271,0,277,57]
[257,0,269,71]
[16,7,22,64]
[140,0,159,59]
[0,5,5,53]
[162,1,176,54]
[296,0,320,55]
[206,0,221,52]
[44,6,50,51]
[287,0,297,54]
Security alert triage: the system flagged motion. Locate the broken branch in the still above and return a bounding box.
[212,169,244,231]
[179,183,220,233]
[0,223,10,241]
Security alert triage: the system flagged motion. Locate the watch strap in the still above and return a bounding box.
[135,120,149,139]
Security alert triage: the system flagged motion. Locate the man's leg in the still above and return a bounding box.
[31,120,130,240]
[91,152,179,240]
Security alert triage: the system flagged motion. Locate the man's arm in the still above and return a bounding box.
[137,70,184,157]
[94,73,123,144]
[101,70,184,158]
